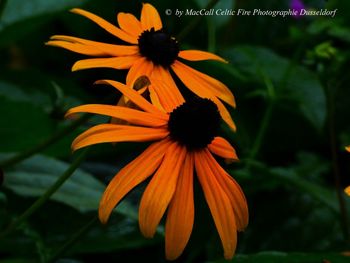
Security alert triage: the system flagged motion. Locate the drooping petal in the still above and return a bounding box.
[178,50,228,63]
[49,35,139,56]
[126,57,154,86]
[72,124,169,151]
[148,86,166,113]
[208,137,238,162]
[46,40,108,56]
[71,8,138,44]
[203,149,248,231]
[95,80,166,117]
[171,60,235,108]
[65,104,168,127]
[165,152,194,260]
[72,56,139,71]
[117,12,143,37]
[99,139,171,223]
[139,143,186,238]
[140,3,162,31]
[151,66,185,112]
[195,151,237,260]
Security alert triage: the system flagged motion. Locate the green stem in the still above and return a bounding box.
[207,19,216,53]
[326,83,349,240]
[0,114,89,169]
[248,101,274,162]
[46,216,98,263]
[177,0,220,41]
[0,149,88,238]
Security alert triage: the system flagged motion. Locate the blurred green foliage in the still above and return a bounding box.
[0,0,350,262]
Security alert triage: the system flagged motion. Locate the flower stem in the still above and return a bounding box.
[177,0,220,41]
[0,114,89,169]
[326,82,349,240]
[46,216,98,263]
[0,148,88,238]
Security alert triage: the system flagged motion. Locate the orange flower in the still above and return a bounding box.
[47,3,236,130]
[65,79,248,260]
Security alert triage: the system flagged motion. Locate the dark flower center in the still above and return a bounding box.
[168,98,221,150]
[138,28,179,67]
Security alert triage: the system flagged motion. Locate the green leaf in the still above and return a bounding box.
[0,0,84,31]
[2,154,103,212]
[0,0,85,45]
[223,46,327,131]
[209,251,350,263]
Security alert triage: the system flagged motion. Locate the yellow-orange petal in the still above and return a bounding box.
[208,137,238,162]
[140,3,162,31]
[46,41,107,56]
[148,86,166,113]
[172,60,235,108]
[151,66,185,112]
[65,104,168,127]
[95,79,166,117]
[50,35,139,56]
[195,150,237,260]
[139,143,186,238]
[345,186,350,196]
[117,12,143,37]
[165,152,194,260]
[346,146,350,152]
[203,149,248,231]
[178,50,228,63]
[72,56,139,71]
[99,139,171,223]
[70,8,138,44]
[126,57,154,86]
[72,124,169,151]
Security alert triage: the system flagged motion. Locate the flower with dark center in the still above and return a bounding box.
[47,3,237,130]
[65,79,248,261]
[138,28,179,67]
[168,98,220,150]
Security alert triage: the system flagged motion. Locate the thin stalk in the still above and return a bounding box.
[0,114,90,169]
[46,216,98,263]
[0,148,89,238]
[177,0,220,41]
[327,83,349,240]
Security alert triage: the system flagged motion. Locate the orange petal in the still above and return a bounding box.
[95,79,166,117]
[150,66,185,112]
[46,40,107,56]
[117,12,143,37]
[148,86,167,113]
[208,137,238,162]
[165,152,194,260]
[172,60,235,108]
[139,143,186,238]
[71,8,138,44]
[346,146,350,152]
[140,3,162,31]
[345,186,350,196]
[72,56,139,71]
[178,50,228,63]
[99,139,171,223]
[203,149,248,231]
[65,104,168,127]
[49,35,139,56]
[72,124,169,151]
[195,151,237,260]
[126,57,154,86]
